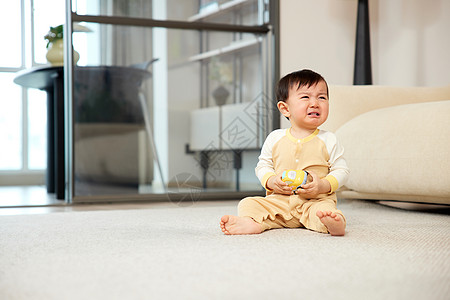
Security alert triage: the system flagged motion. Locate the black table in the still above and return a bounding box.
[14,65,151,199]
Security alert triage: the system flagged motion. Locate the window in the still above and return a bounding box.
[0,0,64,185]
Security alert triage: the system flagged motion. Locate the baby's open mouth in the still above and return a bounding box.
[308,112,320,116]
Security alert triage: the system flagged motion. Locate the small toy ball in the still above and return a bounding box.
[281,169,309,193]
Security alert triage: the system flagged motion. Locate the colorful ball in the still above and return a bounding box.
[281,169,308,192]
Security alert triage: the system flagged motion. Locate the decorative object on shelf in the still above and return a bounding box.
[44,23,91,66]
[210,57,233,106]
[212,86,230,106]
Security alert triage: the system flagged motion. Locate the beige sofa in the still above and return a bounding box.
[321,84,450,205]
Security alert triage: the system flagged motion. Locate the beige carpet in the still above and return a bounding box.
[0,199,449,300]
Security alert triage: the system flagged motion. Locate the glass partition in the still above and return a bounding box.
[67,0,277,203]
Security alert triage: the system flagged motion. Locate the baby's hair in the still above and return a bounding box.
[276,69,328,103]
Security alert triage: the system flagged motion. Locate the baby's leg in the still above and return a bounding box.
[220,196,266,235]
[301,198,346,235]
[220,195,292,235]
[220,215,262,235]
[316,210,345,236]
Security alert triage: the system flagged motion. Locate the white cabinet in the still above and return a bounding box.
[190,101,262,151]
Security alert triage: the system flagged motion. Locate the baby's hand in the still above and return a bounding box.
[296,171,331,198]
[266,175,293,195]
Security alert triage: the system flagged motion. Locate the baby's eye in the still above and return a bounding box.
[300,96,309,100]
[319,96,328,100]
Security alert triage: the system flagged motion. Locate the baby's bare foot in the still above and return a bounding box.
[316,211,345,236]
[220,215,262,235]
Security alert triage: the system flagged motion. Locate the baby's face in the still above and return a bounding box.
[283,80,329,131]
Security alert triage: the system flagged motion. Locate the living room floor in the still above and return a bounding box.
[1,191,449,300]
[1,185,449,217]
[0,185,238,216]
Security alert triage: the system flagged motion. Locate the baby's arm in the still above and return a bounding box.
[325,136,350,192]
[304,131,350,196]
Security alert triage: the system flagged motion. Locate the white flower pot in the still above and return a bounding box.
[46,39,79,66]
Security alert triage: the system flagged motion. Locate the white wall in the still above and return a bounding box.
[280,0,450,87]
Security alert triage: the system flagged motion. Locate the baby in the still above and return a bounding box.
[220,69,349,236]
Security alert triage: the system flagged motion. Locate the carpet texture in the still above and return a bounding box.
[0,199,449,300]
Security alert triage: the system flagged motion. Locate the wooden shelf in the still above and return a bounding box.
[189,37,262,62]
[188,0,256,22]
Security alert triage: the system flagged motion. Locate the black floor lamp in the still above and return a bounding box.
[354,0,372,85]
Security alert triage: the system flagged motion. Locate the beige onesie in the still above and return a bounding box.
[239,128,350,233]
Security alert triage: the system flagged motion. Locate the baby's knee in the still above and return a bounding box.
[238,197,258,213]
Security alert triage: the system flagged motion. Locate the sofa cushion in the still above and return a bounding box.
[335,100,450,201]
[322,85,450,132]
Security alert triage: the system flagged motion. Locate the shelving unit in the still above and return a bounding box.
[186,0,273,191]
[188,0,255,22]
[188,0,264,108]
[189,37,262,62]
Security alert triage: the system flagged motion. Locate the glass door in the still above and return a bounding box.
[66,0,278,203]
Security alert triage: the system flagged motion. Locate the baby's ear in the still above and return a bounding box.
[277,101,290,119]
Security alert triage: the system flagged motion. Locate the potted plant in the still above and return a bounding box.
[44,25,64,48]
[44,24,90,65]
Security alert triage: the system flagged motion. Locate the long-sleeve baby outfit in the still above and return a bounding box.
[238,128,350,233]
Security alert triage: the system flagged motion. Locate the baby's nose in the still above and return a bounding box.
[309,98,319,106]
